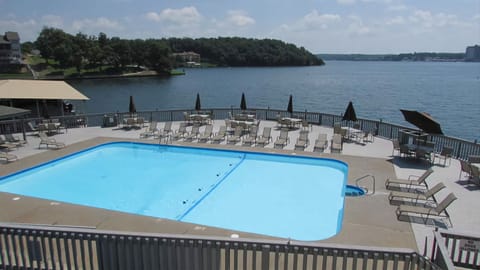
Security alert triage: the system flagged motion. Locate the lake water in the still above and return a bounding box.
[69,61,480,142]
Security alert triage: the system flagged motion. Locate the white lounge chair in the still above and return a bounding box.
[294,130,309,151]
[184,125,200,141]
[38,131,65,149]
[388,182,445,205]
[313,133,328,152]
[139,121,158,138]
[385,168,433,191]
[211,126,227,144]
[242,125,258,146]
[274,129,289,149]
[255,127,272,147]
[171,123,188,141]
[227,126,243,144]
[0,151,17,162]
[396,193,456,227]
[330,133,343,153]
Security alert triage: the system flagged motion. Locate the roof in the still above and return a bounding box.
[0,105,30,119]
[0,80,89,100]
[5,32,20,41]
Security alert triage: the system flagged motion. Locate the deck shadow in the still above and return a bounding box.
[387,156,432,170]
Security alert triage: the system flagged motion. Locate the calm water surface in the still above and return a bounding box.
[69,61,480,141]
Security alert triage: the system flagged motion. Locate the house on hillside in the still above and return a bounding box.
[173,51,201,67]
[465,45,480,62]
[0,31,22,70]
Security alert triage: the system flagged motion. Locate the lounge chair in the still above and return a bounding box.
[436,146,453,167]
[197,125,213,143]
[388,182,446,205]
[242,125,258,146]
[470,165,480,186]
[27,121,39,135]
[38,131,65,149]
[184,125,200,141]
[396,193,457,227]
[211,126,227,144]
[459,159,472,179]
[4,134,27,145]
[139,121,158,138]
[385,168,433,191]
[0,151,17,162]
[274,129,289,149]
[171,123,188,141]
[154,122,173,142]
[227,126,243,144]
[313,133,328,152]
[0,137,18,151]
[255,127,272,147]
[294,130,309,151]
[330,133,343,153]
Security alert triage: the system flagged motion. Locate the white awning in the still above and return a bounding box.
[0,80,89,100]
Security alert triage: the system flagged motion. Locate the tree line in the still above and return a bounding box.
[22,27,323,73]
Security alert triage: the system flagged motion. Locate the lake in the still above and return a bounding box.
[68,61,480,142]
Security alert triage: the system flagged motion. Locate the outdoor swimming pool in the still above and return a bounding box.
[0,142,348,241]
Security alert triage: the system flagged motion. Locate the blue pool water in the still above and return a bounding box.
[0,142,348,241]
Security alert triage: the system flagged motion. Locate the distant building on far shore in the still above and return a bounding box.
[173,51,201,66]
[465,45,480,62]
[0,32,22,69]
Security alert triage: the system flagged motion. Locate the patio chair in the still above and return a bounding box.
[27,121,39,135]
[385,168,433,191]
[38,131,65,149]
[242,125,258,146]
[139,121,158,138]
[330,133,343,153]
[0,151,17,162]
[459,159,472,179]
[470,165,480,186]
[227,126,243,145]
[313,133,328,152]
[184,125,200,141]
[294,130,309,151]
[171,123,188,141]
[155,122,173,143]
[4,133,27,145]
[255,127,272,147]
[389,182,446,205]
[197,125,213,143]
[0,137,18,151]
[211,126,227,144]
[436,146,453,167]
[392,139,401,156]
[396,192,457,227]
[274,129,289,149]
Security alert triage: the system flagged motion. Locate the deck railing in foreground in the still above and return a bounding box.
[430,229,480,269]
[1,107,479,160]
[0,223,441,270]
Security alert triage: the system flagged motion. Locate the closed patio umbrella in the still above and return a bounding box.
[129,95,136,116]
[287,95,293,115]
[400,109,443,135]
[342,101,357,122]
[240,93,247,111]
[195,93,201,111]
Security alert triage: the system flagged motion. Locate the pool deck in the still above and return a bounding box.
[1,120,479,252]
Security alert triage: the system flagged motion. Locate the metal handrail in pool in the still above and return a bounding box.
[355,174,376,195]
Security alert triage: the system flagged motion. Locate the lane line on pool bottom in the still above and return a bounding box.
[176,154,247,221]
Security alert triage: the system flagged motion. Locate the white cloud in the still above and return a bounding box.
[0,18,38,41]
[408,10,462,29]
[145,6,202,25]
[226,10,255,27]
[281,10,341,32]
[347,16,372,36]
[387,4,408,11]
[386,16,405,25]
[72,17,122,33]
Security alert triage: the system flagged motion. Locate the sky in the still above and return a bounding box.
[1,0,479,54]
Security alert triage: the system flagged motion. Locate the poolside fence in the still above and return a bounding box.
[429,228,480,269]
[0,107,479,160]
[0,222,443,270]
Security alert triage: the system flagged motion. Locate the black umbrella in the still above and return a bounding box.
[240,92,247,111]
[129,95,136,116]
[342,101,357,122]
[195,93,201,111]
[400,109,443,134]
[287,95,293,115]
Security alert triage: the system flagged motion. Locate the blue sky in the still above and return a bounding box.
[1,0,479,53]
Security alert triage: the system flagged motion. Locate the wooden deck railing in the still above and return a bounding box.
[431,229,480,269]
[0,223,441,270]
[0,108,479,160]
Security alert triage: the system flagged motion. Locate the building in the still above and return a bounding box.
[173,51,201,65]
[0,31,22,69]
[465,45,480,62]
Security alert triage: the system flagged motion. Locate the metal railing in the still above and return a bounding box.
[431,229,480,269]
[0,222,441,270]
[355,174,376,195]
[1,107,479,160]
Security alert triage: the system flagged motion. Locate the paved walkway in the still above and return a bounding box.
[1,120,478,252]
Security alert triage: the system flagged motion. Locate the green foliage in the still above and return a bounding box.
[30,27,322,78]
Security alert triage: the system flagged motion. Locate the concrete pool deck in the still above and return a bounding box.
[1,120,478,252]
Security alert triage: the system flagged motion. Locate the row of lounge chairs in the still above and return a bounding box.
[385,168,456,227]
[139,121,348,152]
[0,134,26,163]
